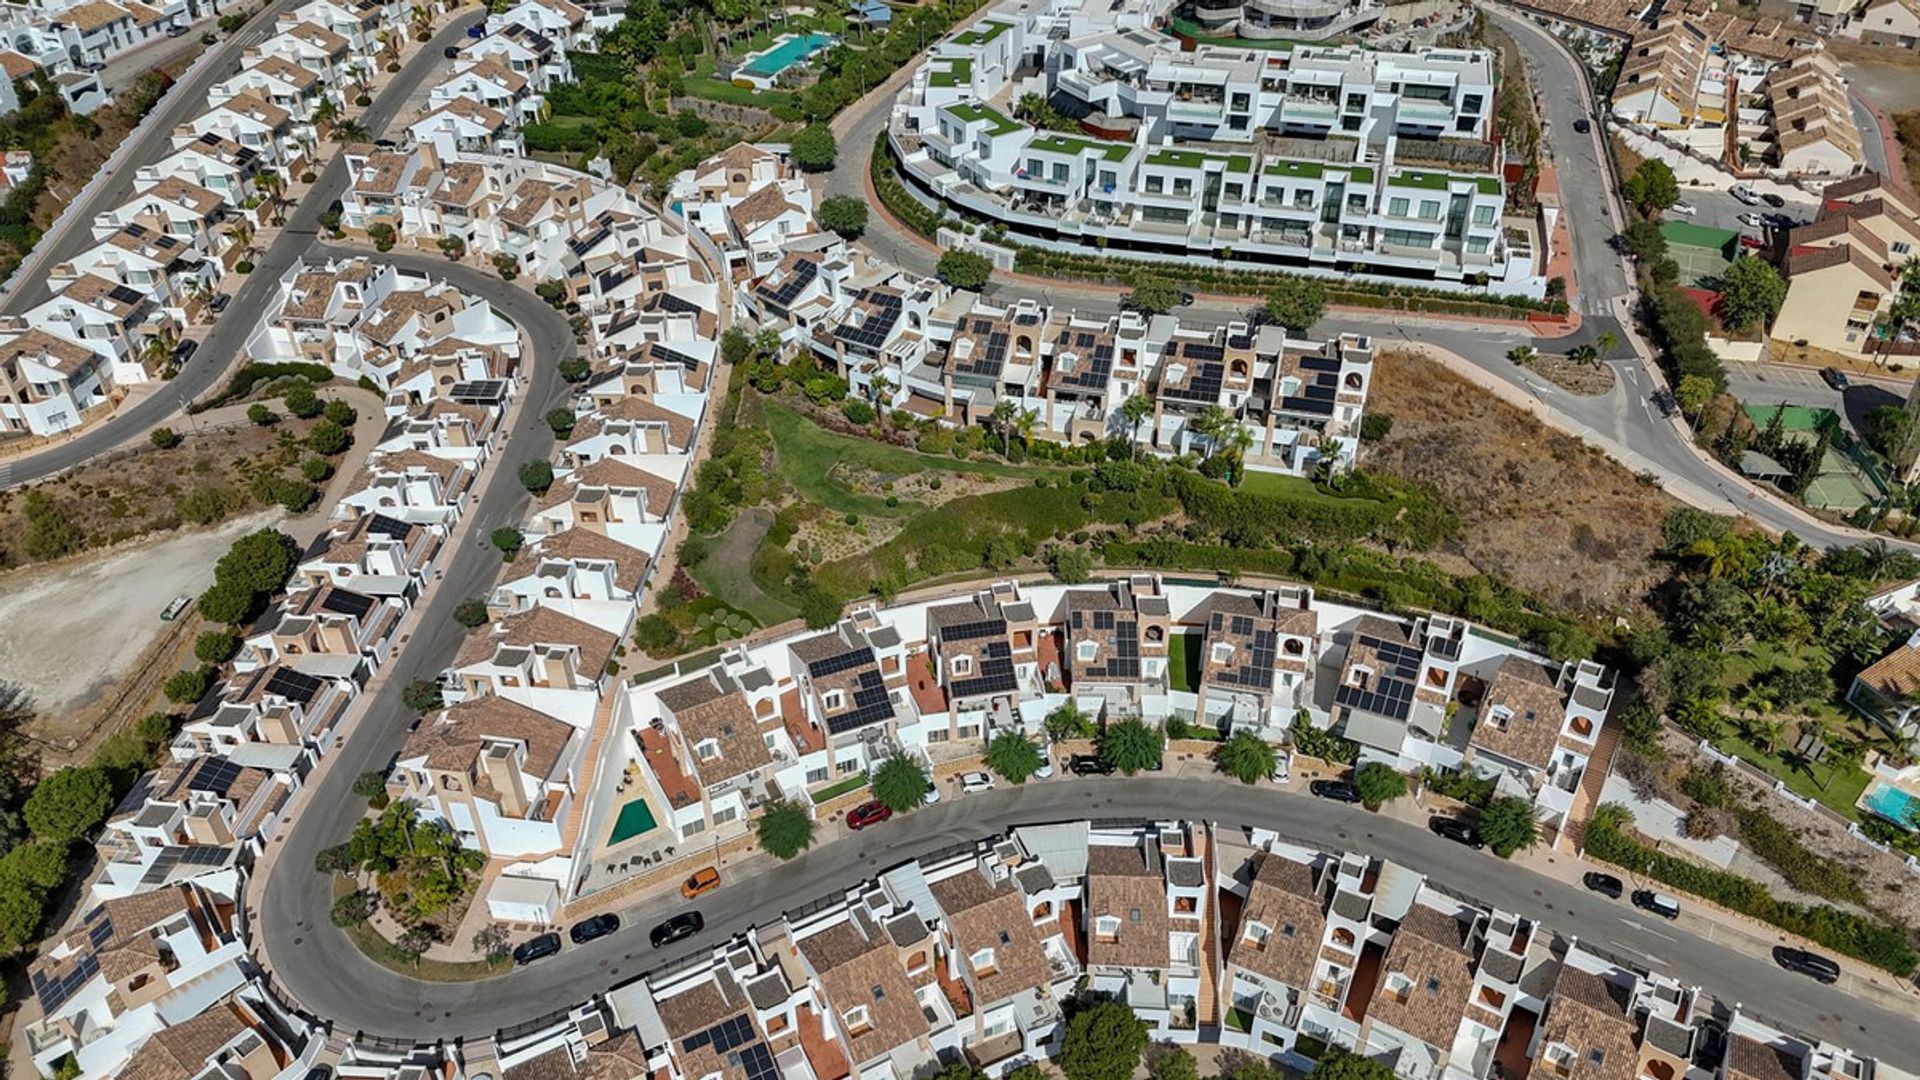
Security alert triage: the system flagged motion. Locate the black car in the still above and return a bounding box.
[1773,946,1841,984]
[1067,754,1114,776]
[1821,366,1851,391]
[173,339,198,364]
[1572,118,1591,134]
[1582,871,1624,899]
[1632,889,1681,919]
[512,932,562,965]
[1310,779,1362,803]
[650,911,704,948]
[1428,816,1481,848]
[1760,193,1787,208]
[569,913,620,945]
[444,45,461,58]
[208,293,230,314]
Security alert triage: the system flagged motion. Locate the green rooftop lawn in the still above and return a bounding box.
[1146,148,1247,171]
[929,57,973,88]
[1263,158,1325,179]
[945,101,1022,137]
[1027,132,1134,162]
[952,18,1011,45]
[1387,168,1502,196]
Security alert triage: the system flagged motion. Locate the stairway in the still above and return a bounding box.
[1559,714,1623,852]
[559,693,620,855]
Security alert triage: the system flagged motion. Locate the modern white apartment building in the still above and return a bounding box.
[887,0,1543,297]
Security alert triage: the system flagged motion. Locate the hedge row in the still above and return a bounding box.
[194,361,334,412]
[522,122,602,155]
[1586,813,1917,976]
[870,132,944,240]
[1735,807,1871,908]
[1168,469,1456,551]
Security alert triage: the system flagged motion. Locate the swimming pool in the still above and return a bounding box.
[743,32,835,77]
[609,798,659,844]
[1861,782,1919,830]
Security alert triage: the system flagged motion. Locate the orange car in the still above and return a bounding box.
[681,866,721,899]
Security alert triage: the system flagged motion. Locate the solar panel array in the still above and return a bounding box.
[1053,330,1115,392]
[32,951,99,1013]
[830,669,894,734]
[568,223,611,256]
[682,1014,756,1055]
[108,284,146,308]
[189,757,243,796]
[140,844,233,887]
[735,1042,778,1080]
[1070,606,1140,680]
[652,344,704,371]
[320,588,374,619]
[1333,632,1423,721]
[1162,341,1225,404]
[365,513,413,539]
[265,666,325,705]
[807,645,875,679]
[942,618,1005,642]
[757,257,818,310]
[834,292,903,352]
[950,640,1017,700]
[1207,609,1279,691]
[653,292,701,315]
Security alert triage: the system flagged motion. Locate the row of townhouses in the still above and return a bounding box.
[669,140,1373,478]
[879,0,1546,297]
[262,823,1908,1080]
[1769,172,1919,366]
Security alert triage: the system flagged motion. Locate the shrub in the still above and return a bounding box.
[306,419,350,455]
[163,667,210,704]
[519,459,554,494]
[330,890,374,926]
[545,408,577,437]
[756,798,814,858]
[235,260,254,273]
[282,384,322,418]
[301,456,334,483]
[193,630,239,664]
[401,679,443,714]
[1353,761,1407,810]
[149,427,182,449]
[366,222,396,251]
[490,528,524,558]
[323,398,356,426]
[454,598,490,628]
[936,249,994,291]
[1359,413,1394,442]
[634,615,678,652]
[1478,796,1540,857]
[842,399,874,425]
[247,403,278,425]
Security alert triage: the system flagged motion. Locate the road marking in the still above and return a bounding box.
[1619,916,1677,943]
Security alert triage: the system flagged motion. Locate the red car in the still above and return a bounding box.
[847,800,893,830]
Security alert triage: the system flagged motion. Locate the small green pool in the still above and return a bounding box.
[610,799,659,844]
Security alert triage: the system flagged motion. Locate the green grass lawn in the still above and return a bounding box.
[687,508,798,626]
[1169,632,1201,693]
[1239,470,1385,508]
[683,56,795,109]
[541,113,600,130]
[765,402,1052,517]
[810,774,868,804]
[1715,731,1871,820]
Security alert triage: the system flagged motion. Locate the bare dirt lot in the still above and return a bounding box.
[0,510,280,737]
[1362,351,1676,617]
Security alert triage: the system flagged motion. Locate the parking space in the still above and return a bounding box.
[1670,186,1818,237]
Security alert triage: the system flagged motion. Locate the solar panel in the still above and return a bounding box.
[759,257,817,308]
[86,915,114,949]
[320,588,375,618]
[1231,616,1252,635]
[190,757,243,796]
[737,1043,778,1080]
[365,513,412,538]
[265,666,324,704]
[808,645,874,678]
[109,285,145,307]
[943,619,1005,642]
[951,641,1018,699]
[684,1014,758,1054]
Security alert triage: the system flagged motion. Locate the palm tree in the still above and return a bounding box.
[313,96,340,135]
[989,399,1018,456]
[140,326,179,371]
[1595,330,1618,355]
[1012,407,1038,451]
[228,219,254,261]
[409,2,431,37]
[1568,344,1599,367]
[1121,392,1152,442]
[333,117,371,144]
[254,169,286,225]
[1506,345,1535,365]
[868,373,894,408]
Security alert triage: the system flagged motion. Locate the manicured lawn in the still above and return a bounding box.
[683,58,794,108]
[1715,731,1871,821]
[1240,470,1384,508]
[686,508,798,626]
[810,774,868,804]
[765,402,1051,517]
[1169,632,1201,693]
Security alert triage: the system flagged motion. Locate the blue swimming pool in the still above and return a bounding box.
[743,32,834,77]
[1862,782,1919,830]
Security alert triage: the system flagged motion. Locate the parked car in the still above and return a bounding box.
[649,911,704,949]
[1632,889,1681,919]
[208,293,230,313]
[1269,751,1292,784]
[1428,816,1482,848]
[511,933,561,965]
[568,913,619,945]
[1821,366,1851,391]
[1582,871,1624,899]
[846,799,893,830]
[1668,201,1697,216]
[1033,759,1054,780]
[443,45,460,57]
[1310,779,1362,803]
[680,866,721,899]
[1067,754,1114,776]
[467,21,486,36]
[172,339,198,364]
[1773,946,1840,983]
[83,61,105,73]
[959,771,994,794]
[1760,192,1787,208]
[1572,117,1591,133]
[167,23,188,35]
[1737,212,1766,229]
[1731,184,1760,205]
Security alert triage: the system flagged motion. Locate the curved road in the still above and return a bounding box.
[3,11,485,489]
[260,775,1920,1061]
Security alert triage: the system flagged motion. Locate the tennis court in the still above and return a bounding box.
[1742,404,1885,511]
[1661,221,1738,287]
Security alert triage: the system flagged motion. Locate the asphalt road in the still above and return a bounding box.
[1,12,483,489]
[256,776,1920,1060]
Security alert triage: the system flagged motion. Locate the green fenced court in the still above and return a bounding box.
[1661,221,1738,288]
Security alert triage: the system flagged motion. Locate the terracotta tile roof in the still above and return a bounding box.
[504,1031,651,1080]
[211,91,293,130]
[536,456,678,516]
[363,289,461,345]
[654,980,769,1080]
[1227,853,1325,990]
[798,919,930,1066]
[1366,902,1477,1050]
[117,1000,256,1080]
[454,604,619,679]
[1727,1035,1804,1080]
[1469,656,1567,771]
[64,0,130,32]
[1086,844,1169,970]
[434,161,489,206]
[727,182,804,237]
[144,176,226,216]
[1858,642,1920,700]
[656,669,771,784]
[286,20,350,52]
[417,97,509,132]
[1537,968,1638,1080]
[928,868,1053,1006]
[508,526,650,594]
[599,394,696,449]
[400,694,575,780]
[2,327,102,377]
[499,178,557,228]
[31,886,199,995]
[0,52,36,80]
[247,54,318,89]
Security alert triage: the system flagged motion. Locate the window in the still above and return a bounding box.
[970,947,997,973]
[1461,93,1483,113]
[1100,170,1117,189]
[713,805,738,825]
[1418,199,1441,220]
[1425,976,1442,995]
[1895,242,1912,255]
[1388,197,1409,217]
[1345,92,1365,111]
[806,766,829,784]
[1146,175,1164,194]
[1095,915,1121,938]
[1212,642,1235,665]
[1027,158,1042,176]
[1384,973,1412,1002]
[1467,236,1492,255]
[1077,641,1099,662]
[1472,205,1496,226]
[842,1006,872,1035]
[1244,921,1271,946]
[837,758,860,774]
[1173,178,1193,197]
[822,689,846,711]
[695,738,720,761]
[951,655,974,677]
[1052,163,1068,182]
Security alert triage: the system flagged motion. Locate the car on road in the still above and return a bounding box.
[1668,201,1696,216]
[649,911,703,949]
[468,21,487,36]
[568,913,619,945]
[1572,118,1590,133]
[1428,816,1482,848]
[1067,754,1114,776]
[1632,889,1681,919]
[512,933,561,965]
[167,23,188,35]
[443,45,460,57]
[1760,192,1787,208]
[959,771,994,794]
[208,293,230,313]
[1772,946,1840,983]
[1582,871,1624,899]
[680,867,720,899]
[83,61,105,73]
[846,799,893,830]
[1731,184,1760,205]
[173,339,197,364]
[1821,366,1851,391]
[1310,779,1362,803]
[1736,212,1766,229]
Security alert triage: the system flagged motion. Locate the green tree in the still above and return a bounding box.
[282,384,323,418]
[558,357,590,383]
[1674,373,1715,421]
[216,529,297,594]
[301,456,334,483]
[197,578,257,625]
[1264,277,1327,333]
[323,398,356,426]
[936,249,994,291]
[1212,731,1277,784]
[1353,761,1407,810]
[24,767,112,842]
[401,679,443,713]
[0,880,46,954]
[491,528,524,558]
[635,614,678,652]
[163,667,210,704]
[756,797,815,858]
[790,124,837,171]
[1121,393,1153,440]
[798,583,842,629]
[818,195,868,238]
[985,730,1045,783]
[1310,1048,1398,1080]
[351,771,390,805]
[0,842,67,893]
[1058,1000,1149,1080]
[247,403,278,425]
[1097,717,1164,774]
[1478,795,1540,857]
[1049,546,1093,584]
[149,426,182,449]
[545,408,577,437]
[1718,256,1786,331]
[472,923,512,965]
[307,419,350,455]
[454,598,490,628]
[194,630,239,664]
[1622,159,1680,216]
[519,459,554,494]
[870,753,930,811]
[330,890,375,926]
[1125,277,1184,315]
[1865,404,1914,462]
[1146,1045,1199,1080]
[1044,702,1096,741]
[1620,217,1668,262]
[367,222,396,251]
